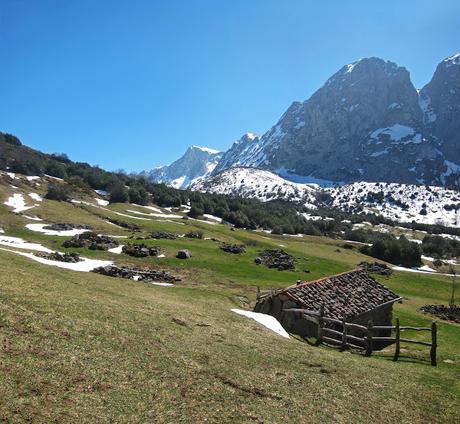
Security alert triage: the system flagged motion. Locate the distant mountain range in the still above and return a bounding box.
[139,145,222,189]
[141,53,460,190]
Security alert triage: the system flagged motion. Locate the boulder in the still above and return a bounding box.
[176,249,191,259]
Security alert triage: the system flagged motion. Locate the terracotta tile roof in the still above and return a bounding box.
[280,269,400,320]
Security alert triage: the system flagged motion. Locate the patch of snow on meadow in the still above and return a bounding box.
[95,198,109,206]
[4,194,37,213]
[0,235,53,253]
[28,192,43,202]
[25,223,90,237]
[108,245,124,254]
[203,214,223,223]
[0,247,112,272]
[231,309,290,339]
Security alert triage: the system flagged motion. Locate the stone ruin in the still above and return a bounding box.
[255,249,296,271]
[43,223,91,232]
[122,243,162,258]
[35,251,83,263]
[219,243,246,254]
[62,232,119,251]
[420,304,460,324]
[358,261,393,276]
[92,265,180,283]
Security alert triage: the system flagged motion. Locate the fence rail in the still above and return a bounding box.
[283,307,437,366]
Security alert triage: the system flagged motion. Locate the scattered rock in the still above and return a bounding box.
[443,359,455,364]
[219,243,246,254]
[176,249,192,259]
[43,223,91,232]
[419,304,460,324]
[149,231,178,240]
[105,217,140,231]
[63,232,119,251]
[359,261,393,276]
[122,243,162,257]
[184,231,203,239]
[35,251,82,263]
[256,249,296,271]
[92,265,179,282]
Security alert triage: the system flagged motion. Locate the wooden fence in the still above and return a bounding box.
[284,307,437,366]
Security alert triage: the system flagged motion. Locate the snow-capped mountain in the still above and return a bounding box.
[140,145,222,189]
[144,54,459,191]
[191,166,318,208]
[210,54,460,190]
[192,167,460,227]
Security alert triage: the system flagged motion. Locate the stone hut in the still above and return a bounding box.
[254,269,401,349]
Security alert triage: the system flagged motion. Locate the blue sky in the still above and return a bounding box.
[1,0,459,172]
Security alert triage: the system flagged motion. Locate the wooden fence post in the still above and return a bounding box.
[365,320,373,357]
[316,305,324,346]
[256,286,260,301]
[430,321,437,366]
[341,318,347,351]
[393,318,400,362]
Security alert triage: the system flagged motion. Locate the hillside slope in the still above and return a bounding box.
[0,175,459,422]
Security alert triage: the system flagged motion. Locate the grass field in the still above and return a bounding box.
[1,177,460,422]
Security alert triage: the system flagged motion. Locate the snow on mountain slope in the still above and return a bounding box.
[192,167,460,227]
[326,182,460,227]
[140,145,222,189]
[191,167,318,208]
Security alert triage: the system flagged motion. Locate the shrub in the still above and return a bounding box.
[45,184,71,202]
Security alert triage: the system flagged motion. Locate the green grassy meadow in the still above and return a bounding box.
[0,177,459,422]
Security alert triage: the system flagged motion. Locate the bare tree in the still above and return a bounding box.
[449,265,456,308]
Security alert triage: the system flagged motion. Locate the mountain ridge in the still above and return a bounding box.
[143,53,460,191]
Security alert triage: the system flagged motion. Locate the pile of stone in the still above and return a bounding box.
[184,231,203,239]
[255,249,296,271]
[105,217,140,231]
[92,265,180,283]
[122,243,162,258]
[43,223,91,231]
[62,232,119,251]
[358,261,393,276]
[419,304,460,324]
[219,243,246,254]
[35,251,82,263]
